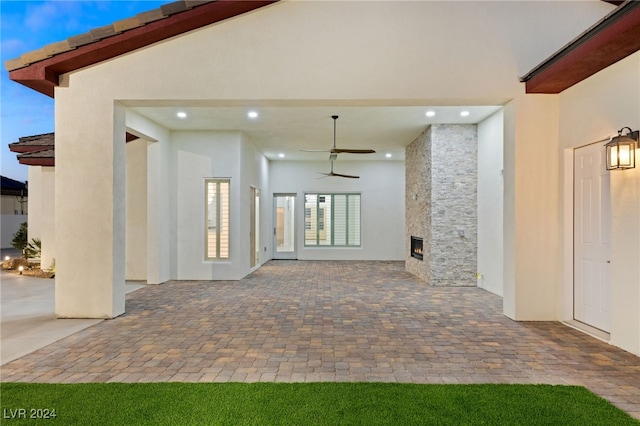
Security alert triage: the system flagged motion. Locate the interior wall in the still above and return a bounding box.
[477,110,504,296]
[174,131,241,280]
[558,51,640,355]
[172,130,269,280]
[270,160,405,261]
[239,134,270,269]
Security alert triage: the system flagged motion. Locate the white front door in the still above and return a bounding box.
[574,142,611,332]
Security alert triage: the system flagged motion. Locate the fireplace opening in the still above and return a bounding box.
[411,236,423,261]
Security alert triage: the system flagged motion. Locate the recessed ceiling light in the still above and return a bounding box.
[248,111,258,119]
[176,111,187,119]
[426,111,435,117]
[385,153,392,158]
[460,110,470,117]
[278,153,285,158]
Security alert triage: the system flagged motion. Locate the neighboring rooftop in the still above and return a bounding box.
[0,176,28,197]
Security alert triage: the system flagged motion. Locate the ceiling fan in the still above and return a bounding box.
[318,155,359,179]
[302,115,376,155]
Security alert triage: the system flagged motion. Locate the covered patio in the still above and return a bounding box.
[2,261,639,419]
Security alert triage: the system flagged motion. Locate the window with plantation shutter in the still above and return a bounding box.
[304,193,361,247]
[205,178,230,260]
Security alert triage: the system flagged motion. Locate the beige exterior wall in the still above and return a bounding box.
[51,0,614,324]
[1,195,26,215]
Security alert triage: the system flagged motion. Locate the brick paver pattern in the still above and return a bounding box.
[2,261,639,418]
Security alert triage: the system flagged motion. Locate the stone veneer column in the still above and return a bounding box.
[430,124,477,286]
[405,127,431,282]
[405,124,478,286]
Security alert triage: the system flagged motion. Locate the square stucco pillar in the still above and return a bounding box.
[125,138,147,281]
[503,95,560,321]
[40,167,56,270]
[55,99,126,318]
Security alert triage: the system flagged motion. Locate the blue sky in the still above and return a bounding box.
[1,0,169,182]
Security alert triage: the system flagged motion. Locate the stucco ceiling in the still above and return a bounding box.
[128,105,502,161]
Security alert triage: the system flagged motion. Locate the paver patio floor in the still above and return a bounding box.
[2,261,639,418]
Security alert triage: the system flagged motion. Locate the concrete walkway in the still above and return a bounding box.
[1,271,143,365]
[1,261,639,419]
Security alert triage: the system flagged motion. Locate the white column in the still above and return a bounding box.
[27,167,43,245]
[40,167,56,270]
[503,94,561,321]
[146,137,173,284]
[55,98,126,318]
[125,138,147,281]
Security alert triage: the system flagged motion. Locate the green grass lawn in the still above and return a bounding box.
[1,382,637,425]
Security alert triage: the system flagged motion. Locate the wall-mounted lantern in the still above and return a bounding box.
[606,127,638,170]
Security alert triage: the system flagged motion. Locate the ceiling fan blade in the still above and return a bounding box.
[330,172,360,179]
[301,149,331,152]
[331,148,376,154]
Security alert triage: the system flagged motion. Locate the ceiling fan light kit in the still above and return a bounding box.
[304,115,376,178]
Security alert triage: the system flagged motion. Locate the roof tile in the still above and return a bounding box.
[20,48,51,66]
[161,1,190,16]
[45,40,74,57]
[13,133,53,144]
[113,16,142,33]
[90,24,119,41]
[137,9,168,25]
[4,57,25,72]
[185,0,216,8]
[18,149,55,159]
[68,32,94,48]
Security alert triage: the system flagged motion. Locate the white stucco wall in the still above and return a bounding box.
[270,160,405,261]
[51,0,613,318]
[477,110,504,296]
[558,51,640,355]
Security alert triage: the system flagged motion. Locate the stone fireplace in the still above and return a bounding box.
[405,124,477,286]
